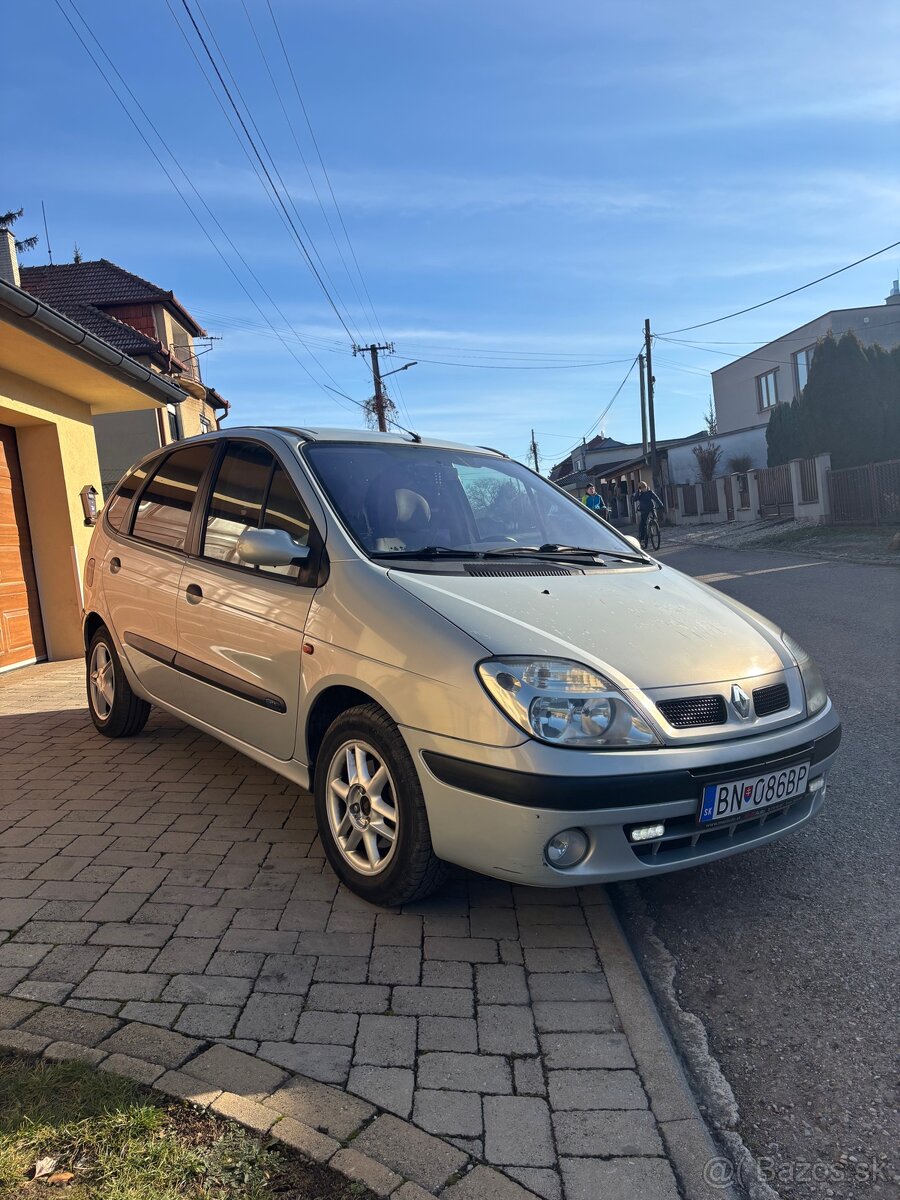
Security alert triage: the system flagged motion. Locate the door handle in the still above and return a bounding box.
[109,557,121,574]
[185,583,203,605]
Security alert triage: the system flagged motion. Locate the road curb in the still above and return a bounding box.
[0,1002,539,1200]
[585,897,739,1200]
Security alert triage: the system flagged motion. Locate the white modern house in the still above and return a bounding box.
[711,281,900,437]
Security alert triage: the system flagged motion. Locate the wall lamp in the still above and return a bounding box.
[80,485,99,526]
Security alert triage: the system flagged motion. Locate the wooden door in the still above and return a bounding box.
[0,425,46,669]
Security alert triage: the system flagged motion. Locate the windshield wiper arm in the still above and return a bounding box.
[372,545,484,560]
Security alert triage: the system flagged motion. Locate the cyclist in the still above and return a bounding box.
[582,483,608,518]
[635,480,665,546]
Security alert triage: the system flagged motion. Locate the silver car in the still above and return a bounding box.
[83,427,841,905]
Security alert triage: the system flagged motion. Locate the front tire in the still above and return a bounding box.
[86,627,150,738]
[649,519,661,551]
[314,703,448,906]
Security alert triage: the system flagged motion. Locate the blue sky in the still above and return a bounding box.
[5,0,899,468]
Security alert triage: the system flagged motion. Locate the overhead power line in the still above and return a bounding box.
[263,0,386,344]
[659,237,900,335]
[566,351,643,454]
[56,0,364,417]
[177,0,358,343]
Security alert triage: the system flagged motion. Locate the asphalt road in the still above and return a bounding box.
[613,543,900,1200]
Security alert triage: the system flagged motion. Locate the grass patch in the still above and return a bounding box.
[0,1053,373,1199]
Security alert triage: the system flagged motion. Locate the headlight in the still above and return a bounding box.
[782,632,827,716]
[477,657,659,749]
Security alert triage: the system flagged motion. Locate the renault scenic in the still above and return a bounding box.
[82,428,841,905]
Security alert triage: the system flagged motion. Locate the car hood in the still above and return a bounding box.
[388,564,788,690]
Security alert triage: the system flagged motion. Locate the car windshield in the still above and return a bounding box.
[303,442,635,559]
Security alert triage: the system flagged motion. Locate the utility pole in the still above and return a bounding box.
[638,352,648,459]
[530,429,540,473]
[354,342,393,432]
[644,319,659,493]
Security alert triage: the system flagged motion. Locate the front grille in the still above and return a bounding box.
[753,681,790,717]
[463,564,573,577]
[657,695,727,728]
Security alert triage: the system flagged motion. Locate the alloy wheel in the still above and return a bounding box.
[325,739,399,875]
[89,642,115,720]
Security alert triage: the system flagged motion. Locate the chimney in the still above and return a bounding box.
[0,229,20,287]
[886,277,900,306]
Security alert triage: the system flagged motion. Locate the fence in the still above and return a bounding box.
[799,457,819,503]
[828,458,900,525]
[700,480,719,513]
[681,483,698,516]
[757,463,794,518]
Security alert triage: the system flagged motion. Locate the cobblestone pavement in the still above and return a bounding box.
[1,661,681,1200]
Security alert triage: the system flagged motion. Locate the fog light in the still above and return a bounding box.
[809,776,826,793]
[545,829,589,868]
[630,823,665,843]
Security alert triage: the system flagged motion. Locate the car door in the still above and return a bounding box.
[101,443,215,709]
[175,439,319,761]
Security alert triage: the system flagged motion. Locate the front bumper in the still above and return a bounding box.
[403,703,841,887]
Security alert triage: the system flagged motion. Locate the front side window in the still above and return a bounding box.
[304,442,635,560]
[203,442,273,565]
[202,443,311,578]
[757,369,779,411]
[131,444,213,550]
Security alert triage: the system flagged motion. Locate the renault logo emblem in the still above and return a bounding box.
[730,684,751,720]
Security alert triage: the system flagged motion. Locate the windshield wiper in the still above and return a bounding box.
[372,545,484,560]
[484,544,605,560]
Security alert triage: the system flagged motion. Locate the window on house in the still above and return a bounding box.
[793,345,816,397]
[166,403,182,442]
[756,369,779,411]
[199,414,211,435]
[131,444,214,550]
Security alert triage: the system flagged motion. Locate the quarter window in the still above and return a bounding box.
[131,444,214,550]
[756,369,779,411]
[104,463,151,532]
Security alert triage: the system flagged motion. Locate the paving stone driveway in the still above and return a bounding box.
[0,661,679,1200]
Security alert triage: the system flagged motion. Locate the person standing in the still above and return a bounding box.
[582,484,608,518]
[635,480,664,545]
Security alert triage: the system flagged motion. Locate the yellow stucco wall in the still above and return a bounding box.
[0,367,104,661]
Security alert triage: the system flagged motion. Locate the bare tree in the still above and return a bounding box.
[693,442,722,481]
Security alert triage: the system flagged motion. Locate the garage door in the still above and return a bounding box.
[0,425,46,669]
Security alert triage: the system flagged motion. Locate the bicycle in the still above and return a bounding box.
[640,507,661,552]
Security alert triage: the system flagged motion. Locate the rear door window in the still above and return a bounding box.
[131,444,214,551]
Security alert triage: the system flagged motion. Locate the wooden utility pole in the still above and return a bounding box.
[354,342,393,432]
[530,429,540,473]
[644,319,659,493]
[638,352,648,459]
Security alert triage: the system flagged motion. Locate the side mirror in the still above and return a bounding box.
[236,527,310,567]
[624,535,642,552]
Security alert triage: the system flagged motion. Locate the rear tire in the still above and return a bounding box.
[314,703,448,906]
[86,627,150,738]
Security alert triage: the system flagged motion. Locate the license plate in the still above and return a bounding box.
[698,762,810,825]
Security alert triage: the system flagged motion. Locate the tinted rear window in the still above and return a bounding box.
[131,444,214,551]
